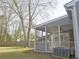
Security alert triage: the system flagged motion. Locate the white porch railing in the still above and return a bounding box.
[34,41,75,56]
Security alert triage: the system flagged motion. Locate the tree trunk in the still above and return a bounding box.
[19,15,27,47]
[27,18,32,47]
[26,0,32,47]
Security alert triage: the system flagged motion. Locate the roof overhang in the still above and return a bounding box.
[64,0,79,21]
[64,0,79,8]
[64,1,74,20]
[34,15,72,31]
[64,1,74,8]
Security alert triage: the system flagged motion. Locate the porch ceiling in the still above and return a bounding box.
[34,15,72,32]
[47,24,73,33]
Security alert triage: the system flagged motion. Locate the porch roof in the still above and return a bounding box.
[34,15,72,31]
[64,1,73,8]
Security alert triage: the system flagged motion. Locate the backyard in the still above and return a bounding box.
[0,47,54,59]
[0,47,74,59]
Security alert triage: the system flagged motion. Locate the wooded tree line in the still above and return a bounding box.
[0,0,57,47]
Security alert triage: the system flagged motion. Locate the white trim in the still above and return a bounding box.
[45,26,47,52]
[34,30,37,51]
[58,25,61,47]
[72,4,79,59]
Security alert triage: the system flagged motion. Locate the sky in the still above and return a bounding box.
[35,0,72,24]
[0,0,72,25]
[0,0,72,34]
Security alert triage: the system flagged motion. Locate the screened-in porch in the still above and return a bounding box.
[34,15,75,58]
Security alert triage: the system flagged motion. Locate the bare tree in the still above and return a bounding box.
[27,0,57,47]
[0,0,57,47]
[4,10,12,42]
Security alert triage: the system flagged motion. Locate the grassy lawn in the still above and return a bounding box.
[0,47,74,59]
[0,47,55,59]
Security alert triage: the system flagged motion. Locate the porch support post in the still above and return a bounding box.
[34,29,37,51]
[72,2,79,59]
[58,25,61,47]
[42,31,43,43]
[42,31,43,39]
[45,26,47,52]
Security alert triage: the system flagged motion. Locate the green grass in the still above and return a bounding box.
[0,47,54,59]
[0,47,73,59]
